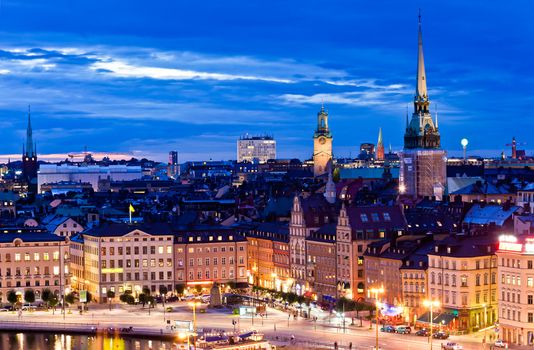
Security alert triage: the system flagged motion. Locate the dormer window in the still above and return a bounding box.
[360,214,369,222]
[435,246,439,253]
[447,247,451,254]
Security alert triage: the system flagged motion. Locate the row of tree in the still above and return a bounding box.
[5,289,92,312]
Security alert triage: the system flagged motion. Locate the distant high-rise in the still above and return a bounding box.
[399,13,446,199]
[237,135,276,164]
[312,105,333,177]
[22,106,38,192]
[376,127,385,161]
[168,151,179,178]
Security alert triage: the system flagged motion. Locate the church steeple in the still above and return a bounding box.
[376,127,385,160]
[404,11,440,150]
[415,10,428,102]
[315,104,330,135]
[25,105,35,158]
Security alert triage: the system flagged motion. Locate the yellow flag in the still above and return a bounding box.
[129,204,135,213]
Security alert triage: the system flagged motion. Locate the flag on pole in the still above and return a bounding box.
[129,204,135,223]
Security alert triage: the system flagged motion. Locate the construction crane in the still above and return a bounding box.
[505,137,527,159]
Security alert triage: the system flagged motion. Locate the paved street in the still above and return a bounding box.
[0,301,495,349]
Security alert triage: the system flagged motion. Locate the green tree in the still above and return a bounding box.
[142,287,151,296]
[175,284,185,296]
[65,293,76,312]
[286,293,298,305]
[159,286,168,307]
[7,290,18,309]
[138,293,148,307]
[65,293,76,305]
[85,291,93,304]
[49,295,59,315]
[106,290,115,311]
[41,289,53,310]
[24,289,35,304]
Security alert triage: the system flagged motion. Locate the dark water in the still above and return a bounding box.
[0,332,179,350]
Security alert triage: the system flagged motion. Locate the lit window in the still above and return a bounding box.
[53,266,60,275]
[360,214,368,222]
[158,246,164,254]
[15,253,21,262]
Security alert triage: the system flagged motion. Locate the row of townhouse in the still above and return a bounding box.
[70,222,248,302]
[288,192,407,304]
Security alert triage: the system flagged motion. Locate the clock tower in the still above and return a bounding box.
[312,105,333,177]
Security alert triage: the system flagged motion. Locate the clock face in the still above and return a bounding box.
[319,137,326,145]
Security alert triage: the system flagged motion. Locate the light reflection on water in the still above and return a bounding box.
[1,332,178,350]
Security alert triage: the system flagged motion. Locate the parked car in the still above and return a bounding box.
[494,340,508,348]
[441,342,463,350]
[380,325,396,333]
[22,304,37,311]
[433,332,449,339]
[396,325,412,334]
[0,306,12,312]
[415,329,430,336]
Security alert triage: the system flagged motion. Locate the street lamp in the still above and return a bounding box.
[482,303,487,348]
[189,301,201,347]
[423,299,440,350]
[369,287,384,350]
[461,138,469,162]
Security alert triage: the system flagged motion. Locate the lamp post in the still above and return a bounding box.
[423,299,440,350]
[483,303,487,349]
[369,287,384,350]
[189,301,201,348]
[461,138,469,162]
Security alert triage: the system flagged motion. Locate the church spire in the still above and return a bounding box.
[416,9,427,100]
[377,127,383,146]
[25,105,34,158]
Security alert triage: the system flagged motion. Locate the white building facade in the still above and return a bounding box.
[38,164,143,193]
[237,136,276,164]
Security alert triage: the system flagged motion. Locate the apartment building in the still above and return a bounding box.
[497,235,534,346]
[428,235,498,333]
[0,233,69,302]
[175,228,247,289]
[70,222,175,302]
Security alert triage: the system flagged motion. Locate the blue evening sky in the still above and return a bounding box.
[0,1,532,162]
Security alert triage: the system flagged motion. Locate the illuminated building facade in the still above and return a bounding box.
[497,235,534,346]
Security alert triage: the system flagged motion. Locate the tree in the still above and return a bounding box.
[159,286,168,307]
[195,285,202,294]
[107,290,115,311]
[85,291,93,304]
[41,289,53,310]
[142,287,151,296]
[65,293,76,305]
[7,290,18,309]
[24,289,35,304]
[286,292,298,305]
[120,293,135,305]
[65,293,76,312]
[138,293,148,307]
[49,295,59,315]
[175,284,185,296]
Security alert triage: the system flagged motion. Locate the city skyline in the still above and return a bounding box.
[0,1,532,162]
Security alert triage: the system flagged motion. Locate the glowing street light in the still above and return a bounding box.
[369,287,384,350]
[399,184,406,194]
[461,138,469,161]
[423,299,440,350]
[189,301,202,347]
